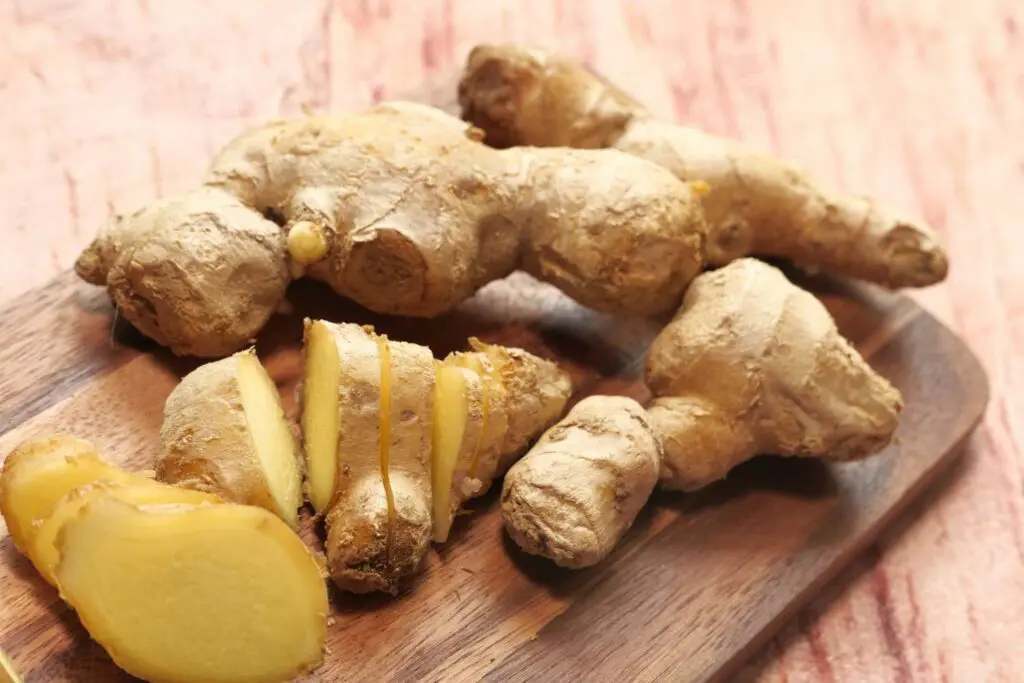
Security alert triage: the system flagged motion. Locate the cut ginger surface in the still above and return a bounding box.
[0,435,141,553]
[31,481,220,585]
[55,498,328,683]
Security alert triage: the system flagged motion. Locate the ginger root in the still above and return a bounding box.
[157,350,303,527]
[0,436,327,683]
[645,258,903,490]
[302,320,571,592]
[502,396,661,568]
[502,259,902,567]
[304,321,435,594]
[76,101,706,357]
[458,44,948,289]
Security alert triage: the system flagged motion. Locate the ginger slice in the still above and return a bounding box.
[31,480,220,585]
[376,335,398,536]
[430,363,476,543]
[302,321,343,513]
[55,498,327,683]
[0,649,22,683]
[449,352,495,483]
[235,351,302,524]
[0,436,141,553]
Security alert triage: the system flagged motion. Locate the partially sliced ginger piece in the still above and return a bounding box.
[431,342,572,544]
[31,480,221,585]
[305,321,434,594]
[158,350,302,527]
[302,320,571,590]
[55,498,327,683]
[0,435,143,553]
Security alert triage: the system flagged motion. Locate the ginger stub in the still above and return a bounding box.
[502,396,662,568]
[157,350,302,527]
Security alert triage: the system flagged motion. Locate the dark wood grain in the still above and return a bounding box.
[0,273,138,434]
[0,264,987,683]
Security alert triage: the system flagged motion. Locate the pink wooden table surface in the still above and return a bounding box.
[1,1,1021,681]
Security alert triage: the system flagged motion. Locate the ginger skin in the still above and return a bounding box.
[458,44,948,289]
[76,101,706,357]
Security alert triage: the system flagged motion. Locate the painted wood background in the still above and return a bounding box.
[0,1,1020,681]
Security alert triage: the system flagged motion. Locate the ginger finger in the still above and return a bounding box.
[459,44,947,289]
[501,396,661,568]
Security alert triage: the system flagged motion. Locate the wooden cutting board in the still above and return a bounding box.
[0,262,987,683]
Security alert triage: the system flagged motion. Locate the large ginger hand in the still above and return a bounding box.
[458,44,948,290]
[76,101,706,357]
